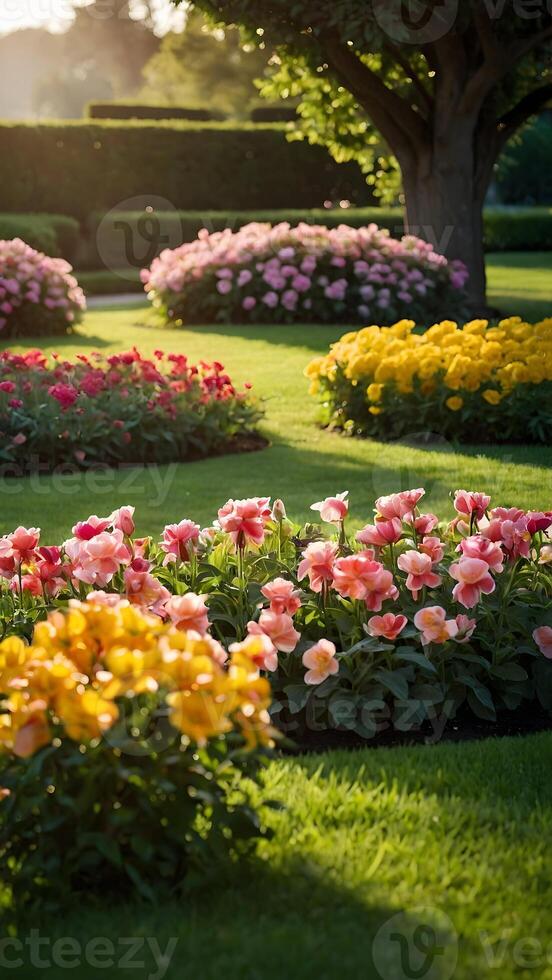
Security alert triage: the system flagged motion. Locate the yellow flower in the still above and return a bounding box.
[482,389,502,405]
[367,383,384,403]
[446,396,464,411]
[369,406,384,415]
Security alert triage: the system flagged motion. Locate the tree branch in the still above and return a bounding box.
[321,33,430,164]
[496,82,552,144]
[461,14,552,114]
[383,43,434,118]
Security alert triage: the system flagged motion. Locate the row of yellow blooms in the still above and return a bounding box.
[0,602,274,757]
[306,318,552,413]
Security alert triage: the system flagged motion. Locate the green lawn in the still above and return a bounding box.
[6,733,552,979]
[1,251,552,977]
[0,252,550,539]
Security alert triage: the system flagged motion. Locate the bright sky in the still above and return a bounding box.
[0,0,184,35]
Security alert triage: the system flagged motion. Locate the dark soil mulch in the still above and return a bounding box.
[283,701,552,755]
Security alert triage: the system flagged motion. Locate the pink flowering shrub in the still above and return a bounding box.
[141,222,469,326]
[0,239,85,338]
[0,348,262,472]
[2,489,551,742]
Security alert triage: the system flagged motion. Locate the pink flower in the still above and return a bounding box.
[454,614,477,643]
[3,526,40,563]
[419,536,445,564]
[65,530,131,587]
[72,516,111,541]
[458,535,504,572]
[357,518,403,547]
[454,490,491,521]
[397,550,442,600]
[449,557,495,608]
[160,519,200,562]
[164,592,209,634]
[302,639,339,685]
[110,505,135,536]
[271,498,286,521]
[367,613,408,641]
[526,512,552,535]
[242,296,257,311]
[12,433,26,446]
[231,633,277,672]
[123,558,170,613]
[297,541,338,593]
[48,382,79,410]
[414,606,459,645]
[310,491,349,524]
[217,497,271,549]
[375,488,425,520]
[413,513,439,535]
[248,610,300,653]
[500,517,532,561]
[332,553,398,611]
[533,626,552,659]
[261,577,302,615]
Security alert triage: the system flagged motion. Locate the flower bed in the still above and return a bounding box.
[0,601,275,909]
[306,317,552,444]
[0,238,85,337]
[1,492,550,745]
[0,348,263,471]
[141,222,469,326]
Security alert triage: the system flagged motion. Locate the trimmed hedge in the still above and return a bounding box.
[84,205,552,272]
[0,122,371,221]
[78,269,143,295]
[0,213,80,261]
[87,103,220,121]
[483,207,552,251]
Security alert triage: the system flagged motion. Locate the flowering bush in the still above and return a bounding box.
[1,492,550,748]
[0,348,262,471]
[0,600,275,910]
[0,239,85,338]
[141,222,469,326]
[306,317,552,443]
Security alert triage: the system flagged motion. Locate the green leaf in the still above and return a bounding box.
[374,669,409,700]
[395,650,437,674]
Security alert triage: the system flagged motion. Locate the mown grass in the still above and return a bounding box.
[7,733,552,979]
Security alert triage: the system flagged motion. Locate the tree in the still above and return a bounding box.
[179,0,552,309]
[141,11,270,117]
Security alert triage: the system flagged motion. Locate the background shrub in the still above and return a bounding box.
[0,122,371,221]
[0,347,263,471]
[142,221,469,327]
[0,239,85,338]
[0,213,80,262]
[307,318,552,444]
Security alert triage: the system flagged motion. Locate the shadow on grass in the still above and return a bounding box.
[169,320,352,353]
[3,856,461,980]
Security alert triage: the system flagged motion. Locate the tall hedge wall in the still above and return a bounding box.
[0,121,371,221]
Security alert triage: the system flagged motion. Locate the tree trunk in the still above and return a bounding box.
[401,136,491,314]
